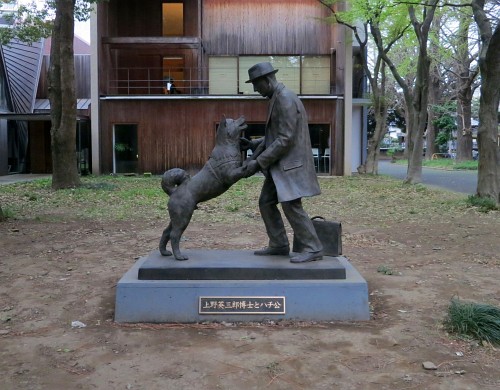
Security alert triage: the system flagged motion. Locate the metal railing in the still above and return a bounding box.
[109,67,207,95]
[107,67,336,96]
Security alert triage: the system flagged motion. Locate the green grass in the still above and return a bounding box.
[0,173,477,225]
[444,298,500,346]
[395,159,478,170]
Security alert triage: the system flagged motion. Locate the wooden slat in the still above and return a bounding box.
[100,98,338,174]
[203,0,332,55]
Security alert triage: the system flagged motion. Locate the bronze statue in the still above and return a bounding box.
[241,62,324,263]
[159,116,250,260]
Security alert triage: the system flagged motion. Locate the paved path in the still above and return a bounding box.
[0,174,51,185]
[378,160,478,195]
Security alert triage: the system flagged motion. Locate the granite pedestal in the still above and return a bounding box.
[115,250,369,323]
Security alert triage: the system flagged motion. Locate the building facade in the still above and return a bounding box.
[92,0,367,176]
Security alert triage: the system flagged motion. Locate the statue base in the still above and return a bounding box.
[115,250,369,323]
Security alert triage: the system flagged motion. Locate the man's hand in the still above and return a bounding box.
[240,137,253,152]
[240,137,262,152]
[242,159,260,177]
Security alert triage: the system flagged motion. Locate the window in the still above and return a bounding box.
[209,57,237,94]
[162,2,184,37]
[238,57,300,94]
[210,55,330,95]
[301,56,330,95]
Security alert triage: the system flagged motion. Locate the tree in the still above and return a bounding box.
[377,0,439,184]
[471,0,500,205]
[425,12,442,159]
[454,9,479,162]
[319,0,410,174]
[49,0,80,189]
[0,0,97,190]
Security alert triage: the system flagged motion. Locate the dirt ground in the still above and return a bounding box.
[1,179,499,389]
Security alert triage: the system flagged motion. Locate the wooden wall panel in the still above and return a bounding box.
[107,0,200,37]
[38,55,90,99]
[28,122,52,174]
[99,98,338,174]
[203,0,332,55]
[114,0,161,37]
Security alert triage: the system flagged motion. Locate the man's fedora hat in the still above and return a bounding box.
[246,62,279,83]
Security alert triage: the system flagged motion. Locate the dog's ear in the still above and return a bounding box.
[221,115,228,133]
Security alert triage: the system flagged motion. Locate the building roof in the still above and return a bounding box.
[1,39,44,114]
[0,98,90,120]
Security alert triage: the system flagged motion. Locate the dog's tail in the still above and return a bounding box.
[161,168,190,196]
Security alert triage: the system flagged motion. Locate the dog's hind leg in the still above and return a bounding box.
[159,222,173,256]
[169,208,195,261]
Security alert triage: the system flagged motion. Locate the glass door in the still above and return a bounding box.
[113,124,138,174]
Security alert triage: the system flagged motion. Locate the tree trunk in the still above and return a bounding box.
[406,101,427,184]
[49,0,80,189]
[362,106,388,174]
[426,14,441,160]
[456,87,473,161]
[426,66,440,160]
[0,205,5,222]
[403,4,436,184]
[358,63,388,175]
[455,13,475,162]
[472,0,500,204]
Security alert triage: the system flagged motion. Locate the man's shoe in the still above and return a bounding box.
[290,252,323,263]
[254,246,290,256]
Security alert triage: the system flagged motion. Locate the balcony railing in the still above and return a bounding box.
[106,67,338,96]
[108,67,206,95]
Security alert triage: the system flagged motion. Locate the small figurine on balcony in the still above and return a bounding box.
[164,76,180,94]
[241,62,323,263]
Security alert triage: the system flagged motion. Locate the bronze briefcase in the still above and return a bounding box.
[293,216,342,256]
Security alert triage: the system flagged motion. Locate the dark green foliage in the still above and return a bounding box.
[0,1,101,45]
[466,195,498,212]
[444,298,500,346]
[376,265,394,275]
[432,102,457,153]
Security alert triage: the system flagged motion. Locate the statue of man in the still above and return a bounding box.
[242,62,323,263]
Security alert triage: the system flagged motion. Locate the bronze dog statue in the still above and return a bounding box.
[159,116,250,260]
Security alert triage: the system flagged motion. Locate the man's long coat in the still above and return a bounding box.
[254,83,321,202]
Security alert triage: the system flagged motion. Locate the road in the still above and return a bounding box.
[378,160,478,195]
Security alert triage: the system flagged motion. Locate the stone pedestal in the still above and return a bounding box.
[115,250,369,323]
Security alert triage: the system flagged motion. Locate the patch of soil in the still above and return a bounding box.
[1,209,499,389]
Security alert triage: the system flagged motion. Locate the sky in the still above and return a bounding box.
[17,0,91,43]
[75,20,90,43]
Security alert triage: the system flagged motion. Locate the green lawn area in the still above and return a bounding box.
[395,158,478,170]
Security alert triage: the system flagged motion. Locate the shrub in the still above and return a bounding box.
[466,195,498,213]
[444,298,500,346]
